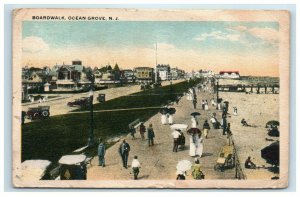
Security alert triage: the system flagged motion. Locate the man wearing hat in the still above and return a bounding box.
[147,123,155,146]
[119,139,131,168]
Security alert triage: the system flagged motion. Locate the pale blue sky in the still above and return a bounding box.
[23,21,278,53]
[22,21,280,76]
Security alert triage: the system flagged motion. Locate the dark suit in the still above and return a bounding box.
[119,142,130,168]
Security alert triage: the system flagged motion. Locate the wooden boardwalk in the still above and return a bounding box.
[87,86,237,180]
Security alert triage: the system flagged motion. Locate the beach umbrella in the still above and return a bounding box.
[187,128,201,135]
[168,108,176,115]
[268,127,279,137]
[170,124,188,130]
[261,141,279,166]
[159,108,168,115]
[190,112,200,117]
[176,160,192,172]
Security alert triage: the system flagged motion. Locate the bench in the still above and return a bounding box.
[128,118,142,129]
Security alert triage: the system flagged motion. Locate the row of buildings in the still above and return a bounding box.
[186,70,240,79]
[22,60,186,93]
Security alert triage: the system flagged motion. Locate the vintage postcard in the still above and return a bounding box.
[12,8,290,188]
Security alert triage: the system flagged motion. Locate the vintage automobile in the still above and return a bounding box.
[26,106,50,120]
[67,97,90,107]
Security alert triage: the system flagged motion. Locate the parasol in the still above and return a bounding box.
[190,112,201,117]
[168,108,176,115]
[261,141,279,166]
[268,127,279,137]
[223,101,229,104]
[176,160,192,172]
[170,124,188,130]
[187,128,201,135]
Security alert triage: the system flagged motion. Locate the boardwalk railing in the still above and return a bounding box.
[231,136,247,180]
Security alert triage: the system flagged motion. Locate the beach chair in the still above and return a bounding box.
[214,145,235,171]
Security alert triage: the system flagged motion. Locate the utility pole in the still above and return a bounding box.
[155,41,158,84]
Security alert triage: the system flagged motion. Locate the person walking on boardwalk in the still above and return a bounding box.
[130,126,136,140]
[192,97,197,109]
[201,100,205,110]
[97,138,106,167]
[139,122,146,140]
[203,120,210,139]
[222,115,227,135]
[189,129,202,157]
[204,100,209,110]
[171,129,182,152]
[131,156,141,180]
[147,123,155,146]
[226,123,233,145]
[119,139,131,168]
[191,116,198,128]
[210,116,218,129]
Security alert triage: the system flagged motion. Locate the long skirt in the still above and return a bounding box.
[187,94,192,101]
[205,104,209,110]
[161,114,167,125]
[168,115,173,124]
[191,119,197,128]
[197,142,203,157]
[189,136,202,157]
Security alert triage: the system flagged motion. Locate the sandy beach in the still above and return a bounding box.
[219,92,279,179]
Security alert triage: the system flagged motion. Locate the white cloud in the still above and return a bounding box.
[22,36,49,53]
[228,25,278,44]
[247,27,278,44]
[195,30,241,42]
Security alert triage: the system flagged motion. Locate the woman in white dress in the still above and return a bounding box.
[189,133,202,157]
[189,134,197,157]
[161,114,167,125]
[167,114,173,125]
[196,136,203,157]
[191,116,198,128]
[204,100,209,110]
